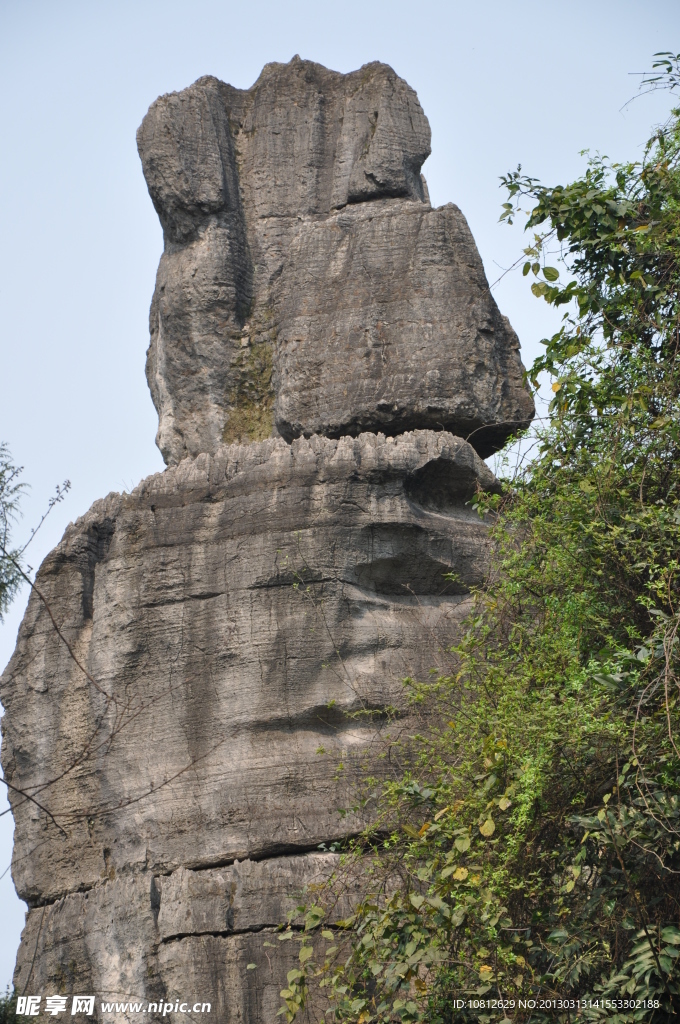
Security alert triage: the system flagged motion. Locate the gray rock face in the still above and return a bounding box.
[13,859,335,1024]
[2,56,535,1023]
[3,431,498,1019]
[137,57,534,465]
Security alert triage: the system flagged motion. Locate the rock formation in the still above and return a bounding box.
[1,58,533,1023]
[137,57,533,465]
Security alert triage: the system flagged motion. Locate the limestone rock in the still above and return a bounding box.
[137,58,534,465]
[273,199,530,448]
[1,55,534,1022]
[1,431,496,908]
[3,431,497,1013]
[155,853,352,941]
[13,875,159,1019]
[14,858,336,1023]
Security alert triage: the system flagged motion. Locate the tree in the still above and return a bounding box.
[0,444,24,622]
[279,54,680,1023]
[0,989,17,1024]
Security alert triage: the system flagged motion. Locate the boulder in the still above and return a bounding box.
[137,58,534,465]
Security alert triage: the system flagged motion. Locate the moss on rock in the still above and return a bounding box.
[222,334,275,445]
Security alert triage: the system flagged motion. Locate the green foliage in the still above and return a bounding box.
[0,443,24,622]
[278,59,680,1024]
[0,988,17,1024]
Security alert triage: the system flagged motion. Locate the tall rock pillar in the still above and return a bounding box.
[1,57,533,1023]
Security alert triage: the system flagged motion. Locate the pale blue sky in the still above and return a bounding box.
[0,0,678,989]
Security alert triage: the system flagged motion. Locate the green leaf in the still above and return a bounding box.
[454,836,471,852]
[299,946,314,963]
[543,266,559,281]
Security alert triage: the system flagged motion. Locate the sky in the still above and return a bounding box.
[0,0,678,990]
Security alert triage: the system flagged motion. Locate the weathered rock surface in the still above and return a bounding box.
[14,856,337,1023]
[155,853,354,941]
[3,431,498,1018]
[2,55,537,1023]
[138,57,534,465]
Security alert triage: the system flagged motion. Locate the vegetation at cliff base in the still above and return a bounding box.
[279,54,680,1023]
[0,988,17,1024]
